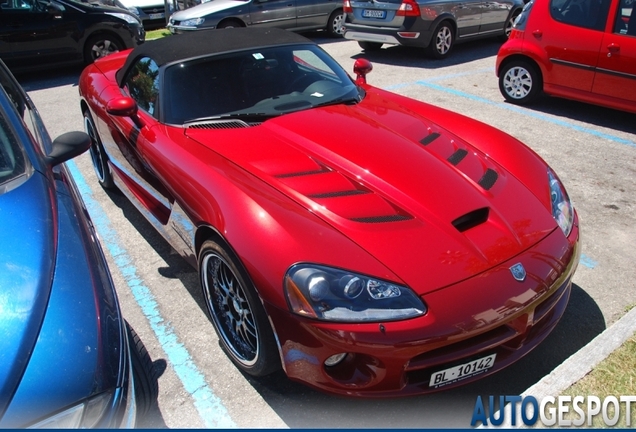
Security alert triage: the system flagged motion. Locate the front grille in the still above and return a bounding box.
[404,278,571,388]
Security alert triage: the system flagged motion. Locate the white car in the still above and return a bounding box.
[119,0,166,27]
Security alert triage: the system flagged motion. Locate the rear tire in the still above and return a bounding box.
[358,41,383,51]
[326,9,345,37]
[499,59,542,105]
[83,109,115,189]
[126,322,159,420]
[426,21,454,59]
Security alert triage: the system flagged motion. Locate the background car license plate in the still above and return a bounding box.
[362,9,387,18]
[429,354,497,388]
[149,12,165,19]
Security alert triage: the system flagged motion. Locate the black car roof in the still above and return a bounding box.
[116,27,313,86]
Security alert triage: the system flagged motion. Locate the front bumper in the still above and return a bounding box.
[266,220,580,397]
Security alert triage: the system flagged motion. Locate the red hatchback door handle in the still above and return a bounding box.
[607,43,620,53]
[532,30,542,38]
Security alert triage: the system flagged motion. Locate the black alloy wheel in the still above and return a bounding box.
[199,239,280,377]
[83,109,115,189]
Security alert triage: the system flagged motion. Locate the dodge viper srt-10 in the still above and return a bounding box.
[78,27,580,396]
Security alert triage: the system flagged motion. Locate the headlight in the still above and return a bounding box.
[106,11,141,24]
[284,264,426,322]
[182,17,205,26]
[28,391,114,428]
[548,168,574,237]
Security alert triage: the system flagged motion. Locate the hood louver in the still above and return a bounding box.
[419,128,500,192]
[274,161,413,224]
[187,120,259,129]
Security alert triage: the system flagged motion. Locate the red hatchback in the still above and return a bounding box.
[496,0,636,113]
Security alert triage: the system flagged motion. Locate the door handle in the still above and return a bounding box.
[532,29,542,38]
[607,43,620,54]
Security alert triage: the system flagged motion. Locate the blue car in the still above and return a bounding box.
[0,60,155,427]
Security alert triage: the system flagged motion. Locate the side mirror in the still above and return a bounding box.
[45,131,92,167]
[353,58,372,85]
[107,96,144,128]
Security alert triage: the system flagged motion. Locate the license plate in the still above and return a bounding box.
[362,9,386,18]
[149,12,165,19]
[429,353,496,388]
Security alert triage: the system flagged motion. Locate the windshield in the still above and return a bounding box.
[163,44,361,125]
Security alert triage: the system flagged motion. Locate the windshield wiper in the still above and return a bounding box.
[311,95,361,109]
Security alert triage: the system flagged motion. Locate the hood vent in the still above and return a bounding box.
[420,132,440,146]
[417,128,500,192]
[447,149,468,166]
[187,120,259,129]
[478,169,499,191]
[452,207,489,232]
[351,214,412,223]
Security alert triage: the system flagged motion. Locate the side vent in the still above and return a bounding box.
[420,132,440,146]
[452,207,489,232]
[478,169,498,190]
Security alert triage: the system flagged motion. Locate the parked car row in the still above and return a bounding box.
[0,0,145,73]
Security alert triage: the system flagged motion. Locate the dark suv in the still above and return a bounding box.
[343,0,523,58]
[0,0,144,72]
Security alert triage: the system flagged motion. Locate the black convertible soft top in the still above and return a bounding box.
[116,27,313,87]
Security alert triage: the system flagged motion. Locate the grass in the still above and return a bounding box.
[558,334,636,427]
[146,28,171,40]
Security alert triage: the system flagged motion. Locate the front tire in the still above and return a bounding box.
[83,109,115,189]
[501,9,521,40]
[326,9,345,37]
[126,322,159,420]
[199,239,280,377]
[426,21,454,59]
[499,59,542,105]
[84,34,123,64]
[217,19,243,29]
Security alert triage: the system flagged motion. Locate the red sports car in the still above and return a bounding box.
[79,27,580,397]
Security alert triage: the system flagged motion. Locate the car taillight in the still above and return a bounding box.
[343,0,353,13]
[396,0,420,16]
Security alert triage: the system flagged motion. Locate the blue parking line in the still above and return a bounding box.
[410,80,636,148]
[66,161,236,429]
[579,254,598,269]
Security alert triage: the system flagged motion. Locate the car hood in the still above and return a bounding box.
[183,90,557,294]
[0,172,55,416]
[171,0,247,19]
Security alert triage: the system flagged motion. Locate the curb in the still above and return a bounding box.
[482,305,636,428]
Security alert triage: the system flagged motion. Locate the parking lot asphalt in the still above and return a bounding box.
[18,33,636,428]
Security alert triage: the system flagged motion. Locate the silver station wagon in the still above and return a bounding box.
[167,0,344,37]
[343,0,524,58]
